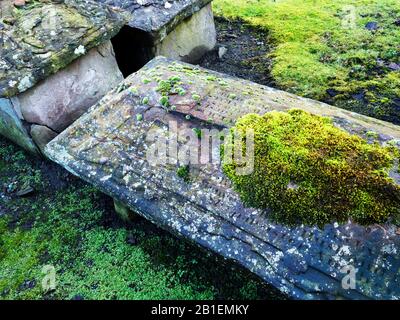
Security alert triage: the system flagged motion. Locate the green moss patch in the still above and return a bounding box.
[0,138,283,300]
[177,165,191,183]
[222,109,400,226]
[213,0,400,123]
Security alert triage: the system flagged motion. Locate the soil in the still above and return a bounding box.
[199,17,275,87]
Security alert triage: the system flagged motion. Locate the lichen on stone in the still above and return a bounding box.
[0,0,127,97]
[222,109,400,226]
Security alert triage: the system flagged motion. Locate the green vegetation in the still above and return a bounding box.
[213,0,400,123]
[0,138,283,300]
[222,109,400,226]
[192,128,202,139]
[176,165,191,183]
[142,97,149,105]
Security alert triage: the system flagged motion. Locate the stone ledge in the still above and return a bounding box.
[45,57,400,299]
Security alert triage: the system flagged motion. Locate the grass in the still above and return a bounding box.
[213,0,400,123]
[0,137,284,300]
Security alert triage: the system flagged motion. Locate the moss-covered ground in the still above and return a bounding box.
[213,0,400,123]
[0,137,284,300]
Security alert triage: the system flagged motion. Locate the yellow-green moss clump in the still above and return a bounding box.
[222,109,400,226]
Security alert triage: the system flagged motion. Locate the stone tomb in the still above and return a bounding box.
[46,57,400,300]
[0,0,127,154]
[96,0,216,75]
[0,0,216,155]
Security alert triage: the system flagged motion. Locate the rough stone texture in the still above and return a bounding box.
[0,0,127,98]
[46,57,400,300]
[0,1,14,16]
[0,0,126,154]
[30,124,58,155]
[17,41,124,132]
[0,98,39,154]
[95,0,216,62]
[155,4,216,62]
[95,0,212,41]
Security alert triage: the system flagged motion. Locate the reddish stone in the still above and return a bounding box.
[13,0,26,7]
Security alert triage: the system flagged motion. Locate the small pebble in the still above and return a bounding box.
[13,0,26,7]
[126,234,138,246]
[16,186,34,197]
[388,62,400,71]
[326,88,339,97]
[365,21,378,31]
[218,46,228,59]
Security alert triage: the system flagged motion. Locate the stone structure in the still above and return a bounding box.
[0,0,126,155]
[0,0,217,155]
[46,57,400,300]
[95,0,216,73]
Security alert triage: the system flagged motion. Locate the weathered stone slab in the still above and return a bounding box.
[95,0,216,63]
[0,97,39,154]
[17,41,124,132]
[46,57,400,299]
[95,0,212,40]
[0,1,126,154]
[30,124,58,155]
[0,0,127,98]
[155,4,216,62]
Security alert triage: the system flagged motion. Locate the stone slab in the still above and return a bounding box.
[0,0,127,98]
[0,98,39,154]
[94,0,212,42]
[30,124,58,155]
[46,57,400,299]
[17,41,124,132]
[155,4,216,62]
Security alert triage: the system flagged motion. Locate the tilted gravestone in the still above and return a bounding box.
[46,57,400,299]
[0,0,127,154]
[95,0,216,64]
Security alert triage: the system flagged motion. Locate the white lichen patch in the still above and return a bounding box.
[100,174,112,182]
[381,243,397,255]
[74,45,86,55]
[8,80,17,88]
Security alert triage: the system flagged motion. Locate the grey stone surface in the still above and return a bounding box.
[17,41,124,132]
[95,0,216,63]
[0,98,39,154]
[94,0,212,41]
[0,0,127,98]
[30,124,58,155]
[46,57,400,299]
[155,4,216,62]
